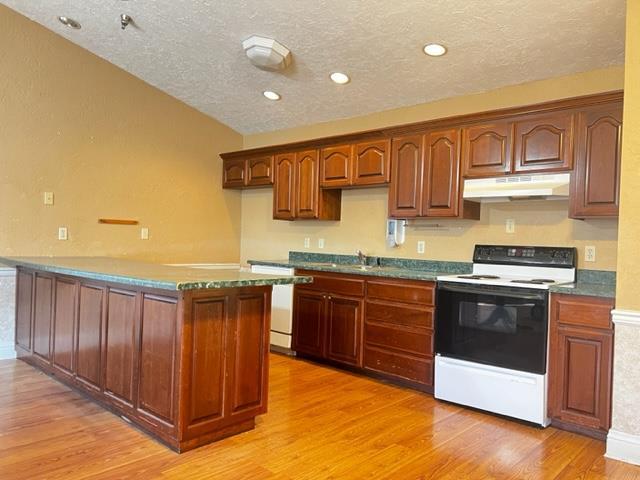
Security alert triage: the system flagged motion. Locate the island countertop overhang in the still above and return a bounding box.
[0,256,312,291]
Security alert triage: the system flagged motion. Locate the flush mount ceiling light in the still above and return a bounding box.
[243,36,292,71]
[330,72,351,85]
[57,16,81,29]
[263,91,281,101]
[423,43,447,57]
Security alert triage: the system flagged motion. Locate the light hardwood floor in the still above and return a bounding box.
[1,354,639,479]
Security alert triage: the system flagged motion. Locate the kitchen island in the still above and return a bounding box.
[1,256,311,452]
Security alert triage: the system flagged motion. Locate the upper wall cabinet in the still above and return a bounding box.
[461,122,513,177]
[389,135,424,218]
[273,150,341,221]
[570,104,623,219]
[222,156,274,189]
[320,140,390,188]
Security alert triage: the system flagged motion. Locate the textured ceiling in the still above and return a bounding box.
[1,0,626,134]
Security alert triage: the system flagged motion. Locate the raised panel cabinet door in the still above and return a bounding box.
[325,295,363,367]
[292,289,326,357]
[389,135,425,218]
[320,144,353,188]
[570,105,623,218]
[15,270,33,352]
[52,278,77,375]
[549,325,613,431]
[353,139,391,186]
[273,153,296,220]
[247,156,274,187]
[138,294,177,426]
[104,289,138,407]
[76,284,105,390]
[513,112,575,173]
[33,274,53,361]
[295,150,320,219]
[222,158,246,188]
[423,128,460,217]
[461,122,513,177]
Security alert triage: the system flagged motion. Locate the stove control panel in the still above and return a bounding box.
[473,245,576,268]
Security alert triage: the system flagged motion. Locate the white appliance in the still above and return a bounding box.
[250,264,295,351]
[435,245,576,426]
[463,173,571,202]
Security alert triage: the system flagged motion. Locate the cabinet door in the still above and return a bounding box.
[549,325,613,431]
[423,128,461,217]
[570,105,623,218]
[292,289,325,357]
[295,150,320,219]
[15,270,33,352]
[76,284,105,390]
[33,274,53,361]
[389,135,424,218]
[247,156,274,187]
[461,122,513,177]
[326,295,363,367]
[513,112,575,173]
[320,145,352,188]
[273,153,296,220]
[353,140,391,186]
[222,159,246,188]
[52,278,77,375]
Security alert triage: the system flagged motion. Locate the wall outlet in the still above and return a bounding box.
[417,240,425,254]
[304,237,310,248]
[318,238,325,249]
[506,219,515,234]
[140,227,149,240]
[43,192,54,205]
[58,227,68,240]
[585,245,596,262]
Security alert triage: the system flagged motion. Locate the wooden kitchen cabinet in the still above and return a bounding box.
[325,295,363,367]
[33,274,53,361]
[76,284,105,391]
[548,294,614,438]
[292,289,326,358]
[320,140,391,188]
[52,278,77,377]
[222,156,274,189]
[570,104,623,218]
[462,121,513,177]
[273,150,341,221]
[320,144,352,188]
[222,158,246,188]
[389,134,425,218]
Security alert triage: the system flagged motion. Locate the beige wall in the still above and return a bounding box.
[241,68,623,268]
[0,5,243,264]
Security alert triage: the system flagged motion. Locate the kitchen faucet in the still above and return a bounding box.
[356,249,367,266]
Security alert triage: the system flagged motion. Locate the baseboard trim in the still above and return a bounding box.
[606,429,640,465]
[611,309,640,327]
[0,345,16,360]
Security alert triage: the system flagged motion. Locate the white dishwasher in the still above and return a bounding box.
[250,264,295,351]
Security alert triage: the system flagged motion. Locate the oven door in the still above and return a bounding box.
[435,282,548,374]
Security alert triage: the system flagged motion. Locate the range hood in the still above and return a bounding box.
[463,173,571,202]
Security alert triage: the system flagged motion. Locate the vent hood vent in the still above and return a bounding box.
[463,173,571,202]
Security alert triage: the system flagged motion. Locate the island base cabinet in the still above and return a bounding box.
[14,267,272,453]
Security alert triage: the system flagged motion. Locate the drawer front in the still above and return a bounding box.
[296,271,365,297]
[552,294,614,330]
[364,346,433,386]
[366,280,434,305]
[365,323,432,357]
[366,300,433,329]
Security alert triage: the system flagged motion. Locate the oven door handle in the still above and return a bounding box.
[437,282,547,300]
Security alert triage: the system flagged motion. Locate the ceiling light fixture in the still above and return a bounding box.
[243,36,292,71]
[423,43,447,57]
[263,91,281,101]
[57,16,81,29]
[330,72,350,85]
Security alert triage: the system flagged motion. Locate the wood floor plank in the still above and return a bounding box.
[0,355,638,480]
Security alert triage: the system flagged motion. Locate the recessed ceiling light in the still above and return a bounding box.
[330,72,350,85]
[423,43,447,57]
[263,90,281,101]
[57,16,81,29]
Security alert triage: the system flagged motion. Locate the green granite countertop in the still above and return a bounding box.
[549,282,616,298]
[0,256,312,291]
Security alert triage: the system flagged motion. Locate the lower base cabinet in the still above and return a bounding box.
[548,293,614,439]
[293,271,434,391]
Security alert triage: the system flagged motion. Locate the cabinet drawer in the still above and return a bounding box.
[366,300,433,329]
[366,280,434,305]
[552,295,613,330]
[365,323,432,357]
[296,271,365,297]
[364,346,433,386]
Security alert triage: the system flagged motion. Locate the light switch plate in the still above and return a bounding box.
[417,240,425,254]
[318,238,325,249]
[44,192,54,205]
[58,227,68,240]
[140,227,149,240]
[304,237,310,248]
[506,219,515,234]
